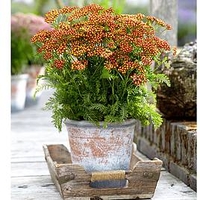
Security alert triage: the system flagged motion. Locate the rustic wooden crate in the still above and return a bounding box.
[43,144,163,200]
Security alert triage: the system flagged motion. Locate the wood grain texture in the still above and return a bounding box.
[11,176,62,200]
[43,144,163,199]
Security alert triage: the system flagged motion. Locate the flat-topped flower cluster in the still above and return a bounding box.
[31,4,175,132]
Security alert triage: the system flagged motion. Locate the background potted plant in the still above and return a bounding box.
[11,17,31,112]
[11,13,51,109]
[31,4,175,188]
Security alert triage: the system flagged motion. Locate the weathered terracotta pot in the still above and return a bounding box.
[25,65,45,107]
[64,119,136,188]
[11,74,29,112]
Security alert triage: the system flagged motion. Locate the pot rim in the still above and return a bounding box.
[64,118,136,128]
[11,74,29,80]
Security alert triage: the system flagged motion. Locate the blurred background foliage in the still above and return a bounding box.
[11,0,196,46]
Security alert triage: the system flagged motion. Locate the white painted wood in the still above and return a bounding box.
[11,89,197,200]
[11,176,62,200]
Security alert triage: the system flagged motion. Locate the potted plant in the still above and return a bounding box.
[31,4,175,188]
[11,13,51,108]
[11,16,31,112]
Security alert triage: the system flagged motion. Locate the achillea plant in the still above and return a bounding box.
[31,4,175,132]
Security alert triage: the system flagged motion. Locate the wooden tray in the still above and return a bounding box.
[43,144,162,200]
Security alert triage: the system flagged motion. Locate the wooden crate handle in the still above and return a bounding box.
[91,170,126,182]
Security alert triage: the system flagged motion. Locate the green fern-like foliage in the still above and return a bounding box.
[36,61,168,132]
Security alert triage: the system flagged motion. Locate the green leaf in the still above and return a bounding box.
[101,68,111,79]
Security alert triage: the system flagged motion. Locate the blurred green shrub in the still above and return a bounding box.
[11,28,32,75]
[11,13,51,74]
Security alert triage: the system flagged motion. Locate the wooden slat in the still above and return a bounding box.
[11,176,62,200]
[11,161,49,177]
[153,171,197,200]
[11,156,45,163]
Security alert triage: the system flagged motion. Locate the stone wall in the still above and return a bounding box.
[156,41,197,120]
[134,119,197,191]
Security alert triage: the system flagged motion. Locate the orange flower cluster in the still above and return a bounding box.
[130,73,147,86]
[146,16,172,30]
[71,60,88,70]
[54,59,65,69]
[31,4,172,87]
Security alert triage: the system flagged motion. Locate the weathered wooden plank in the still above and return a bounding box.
[11,161,49,177]
[11,129,70,160]
[153,171,197,200]
[11,171,197,200]
[11,156,45,163]
[11,176,62,200]
[43,144,69,196]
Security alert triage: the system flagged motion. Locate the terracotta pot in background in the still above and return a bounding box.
[25,65,45,107]
[11,74,29,112]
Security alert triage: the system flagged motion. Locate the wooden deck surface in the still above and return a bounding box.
[11,89,197,200]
